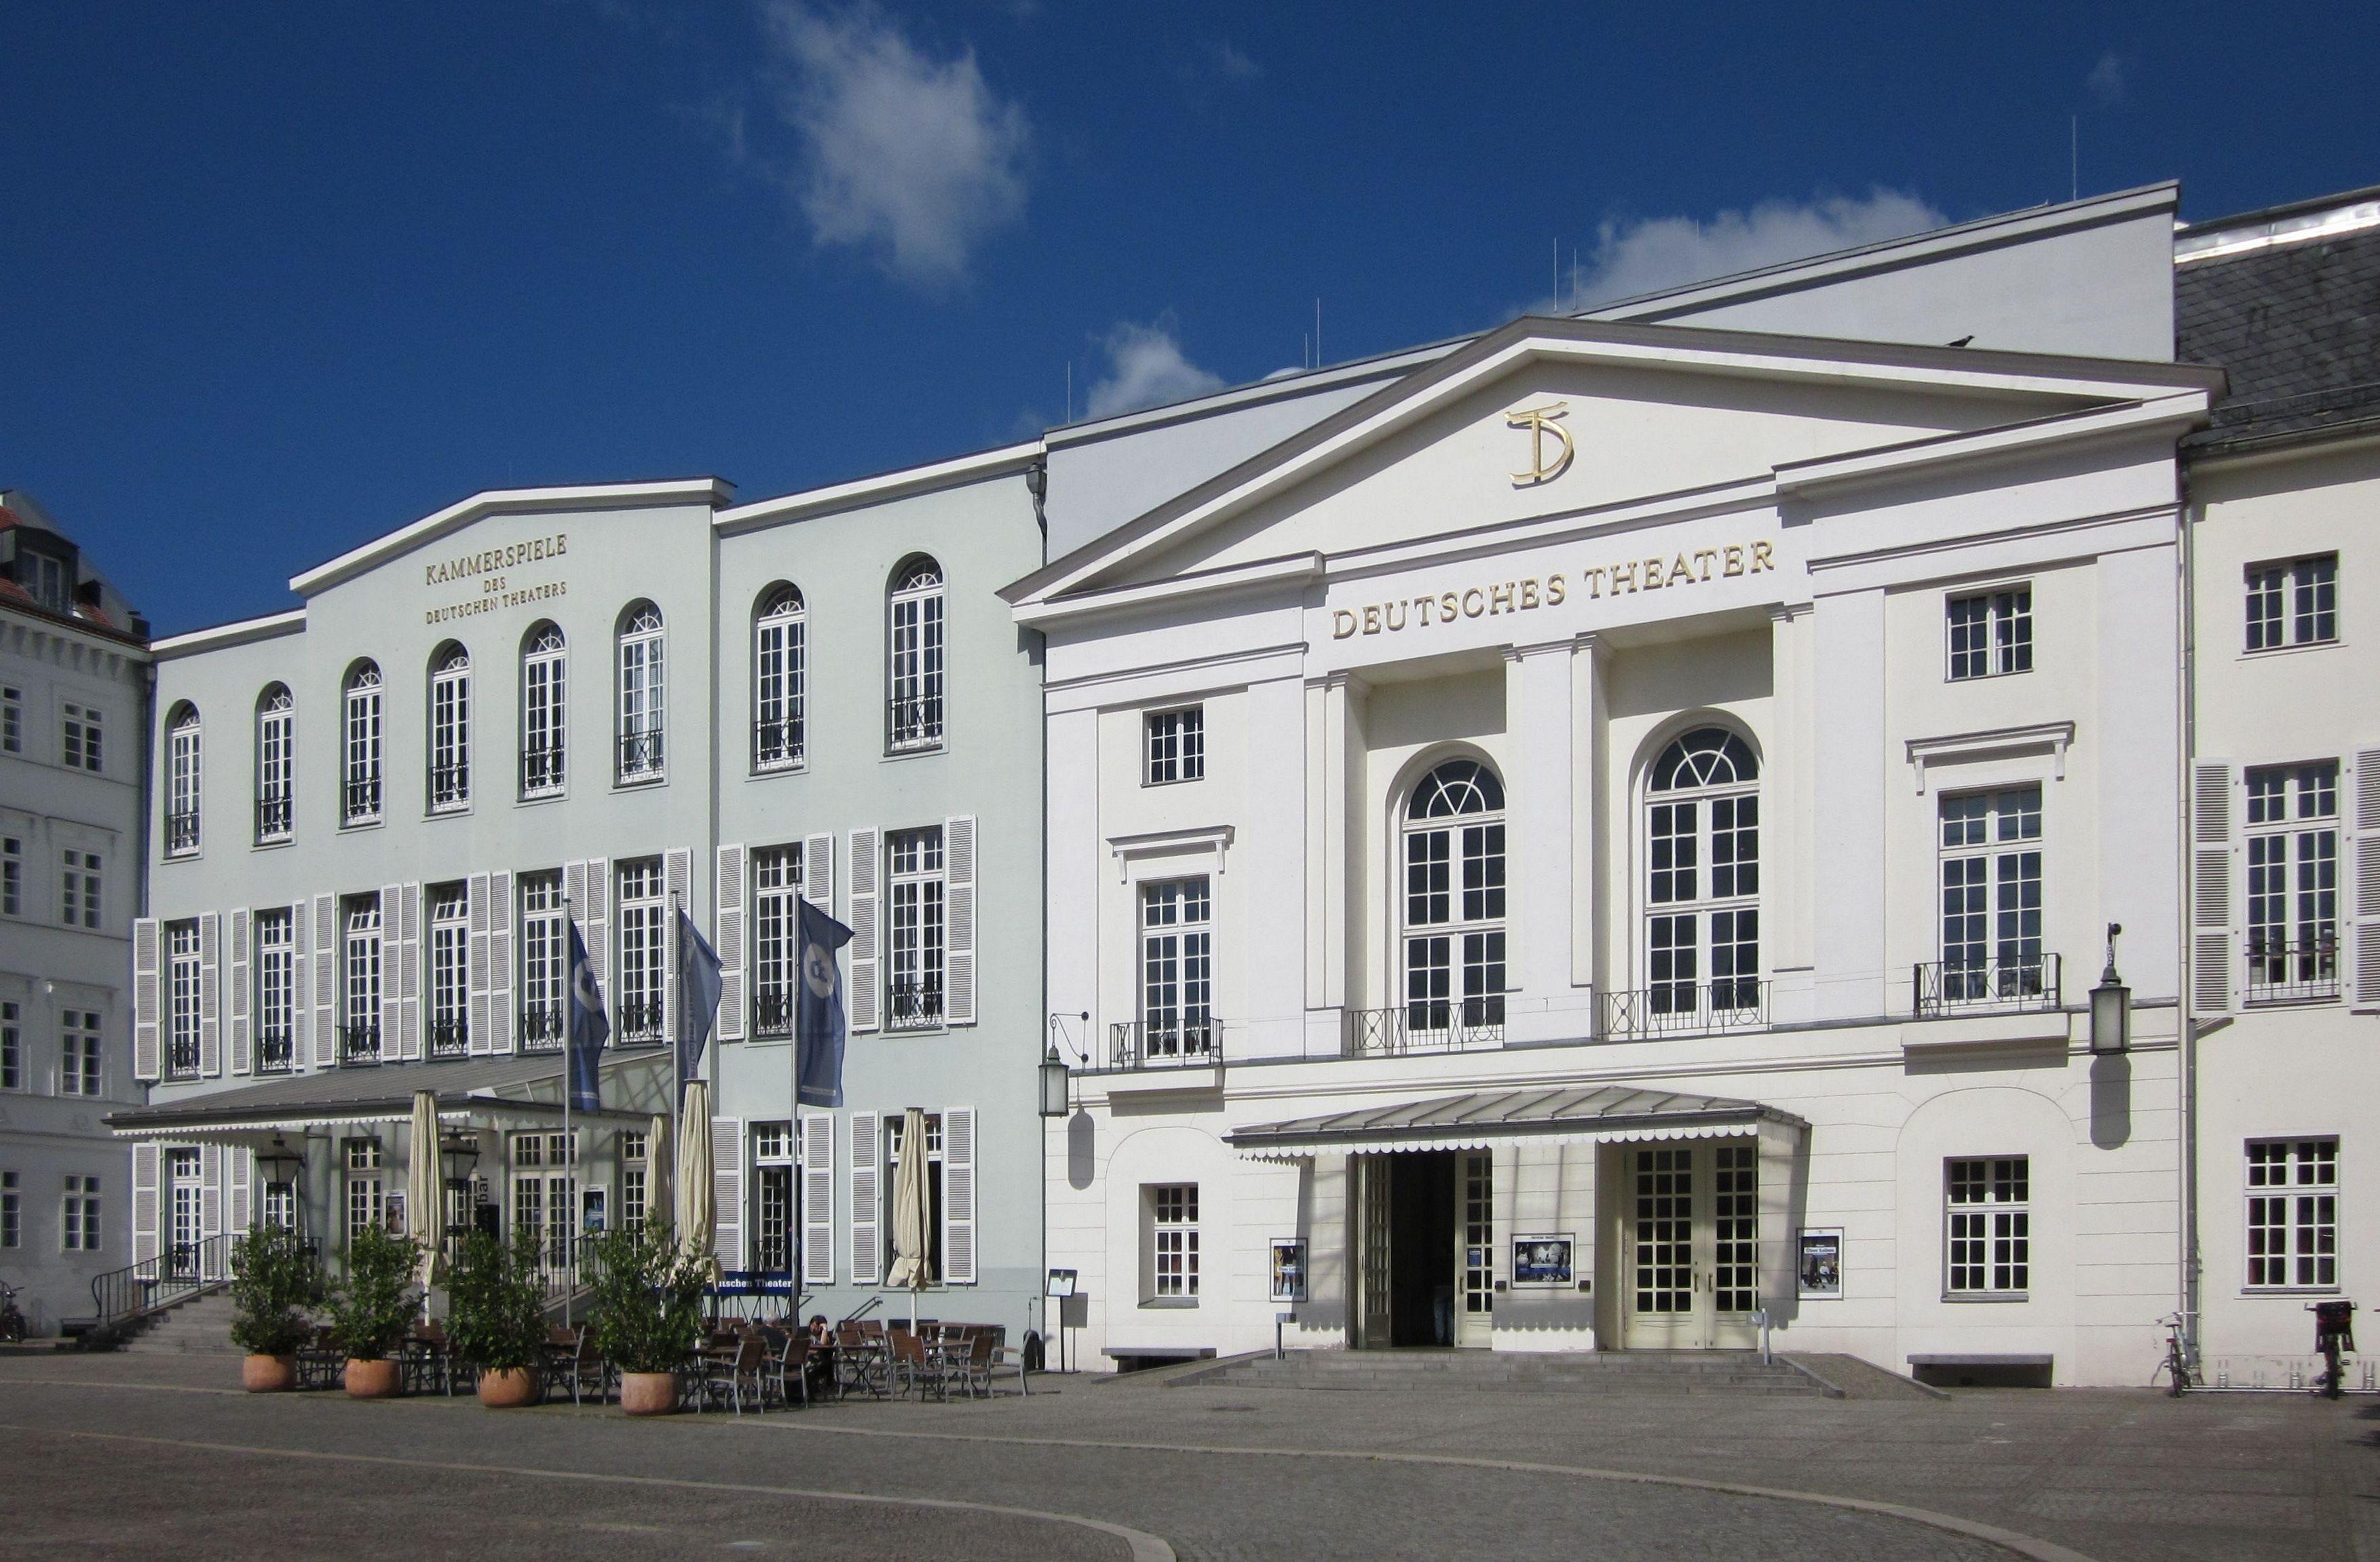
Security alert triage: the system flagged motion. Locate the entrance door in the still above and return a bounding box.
[1622,1141,1760,1349]
[1355,1157,1393,1347]
[168,1149,204,1278]
[1353,1151,1496,1349]
[1454,1151,1494,1347]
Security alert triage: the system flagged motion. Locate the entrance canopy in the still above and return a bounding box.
[1224,1084,1806,1161]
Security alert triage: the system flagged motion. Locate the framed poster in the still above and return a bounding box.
[1269,1238,1308,1302]
[1513,1234,1574,1286]
[1798,1229,1843,1298]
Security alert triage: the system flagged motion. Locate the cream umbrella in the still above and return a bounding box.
[886,1107,932,1333]
[645,1113,669,1235]
[407,1091,441,1291]
[676,1082,714,1269]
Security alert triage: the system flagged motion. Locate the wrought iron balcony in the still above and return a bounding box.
[753,986,795,1040]
[167,1032,201,1079]
[340,1022,381,1064]
[753,717,805,773]
[428,1019,470,1058]
[887,977,943,1030]
[428,762,470,812]
[257,1027,293,1074]
[1111,1019,1219,1069]
[886,693,943,751]
[1599,980,1771,1041]
[254,793,292,842]
[342,774,382,825]
[2246,932,2337,1005]
[613,998,665,1045]
[616,729,664,783]
[519,743,565,797]
[1912,954,2061,1017]
[1342,1000,1505,1057]
[517,1003,564,1053]
[164,811,200,855]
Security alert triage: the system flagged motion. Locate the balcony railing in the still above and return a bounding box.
[887,693,943,751]
[754,717,805,773]
[254,793,292,842]
[341,1022,382,1064]
[517,1003,564,1053]
[164,811,200,855]
[1912,954,2061,1016]
[428,1019,470,1058]
[1342,1001,1505,1057]
[428,762,470,812]
[888,978,943,1030]
[614,998,665,1045]
[2246,932,2338,1004]
[753,987,795,1040]
[520,743,565,797]
[1599,981,1771,1042]
[257,1026,294,1074]
[1111,1019,1219,1069]
[167,1032,201,1079]
[342,774,382,825]
[616,729,664,783]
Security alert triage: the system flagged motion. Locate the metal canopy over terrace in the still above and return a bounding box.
[1223,1084,1807,1161]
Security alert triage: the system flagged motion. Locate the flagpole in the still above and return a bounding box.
[562,896,574,1310]
[668,891,682,1244]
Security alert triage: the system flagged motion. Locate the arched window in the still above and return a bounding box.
[520,622,567,797]
[254,685,294,842]
[1402,758,1506,1040]
[164,704,202,856]
[1644,726,1760,1020]
[341,663,383,825]
[428,644,470,812]
[754,584,806,771]
[887,556,944,750]
[616,602,665,782]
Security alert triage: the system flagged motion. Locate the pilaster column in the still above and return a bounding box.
[1811,589,1887,1020]
[1767,605,1816,1022]
[1506,640,1577,1041]
[1571,633,1608,997]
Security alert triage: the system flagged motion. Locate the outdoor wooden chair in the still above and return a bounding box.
[763,1331,812,1411]
[695,1331,767,1415]
[296,1324,342,1390]
[887,1327,939,1401]
[835,1324,888,1399]
[553,1325,613,1407]
[943,1330,998,1398]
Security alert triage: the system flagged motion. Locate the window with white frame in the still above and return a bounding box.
[62,1174,100,1251]
[1945,1156,2028,1297]
[430,885,469,1056]
[888,827,945,1028]
[2246,553,2337,652]
[342,663,383,824]
[882,1112,944,1276]
[1148,1184,1198,1301]
[62,1010,100,1097]
[753,1121,795,1275]
[2246,1138,2337,1290]
[1403,758,1507,1039]
[1,1001,18,1090]
[261,1177,296,1231]
[1642,731,1759,1022]
[2246,762,2339,1003]
[1137,878,1212,1060]
[62,701,101,774]
[620,1130,647,1230]
[167,921,200,1078]
[755,586,806,771]
[1947,587,2033,680]
[257,908,294,1072]
[1145,707,1205,785]
[752,845,804,1040]
[887,557,945,750]
[517,873,565,1050]
[1,836,17,916]
[428,645,470,811]
[344,1139,383,1246]
[1,1171,16,1248]
[1936,785,2043,1004]
[616,603,665,782]
[164,706,202,855]
[60,849,100,930]
[521,622,567,796]
[255,685,294,842]
[612,859,664,1042]
[343,897,381,1064]
[1,685,19,753]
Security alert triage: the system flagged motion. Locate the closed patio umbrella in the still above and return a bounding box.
[886,1107,932,1332]
[645,1113,669,1234]
[407,1091,440,1290]
[677,1082,713,1267]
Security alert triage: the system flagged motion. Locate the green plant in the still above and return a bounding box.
[229,1225,320,1356]
[584,1221,707,1375]
[445,1227,551,1373]
[325,1223,421,1361]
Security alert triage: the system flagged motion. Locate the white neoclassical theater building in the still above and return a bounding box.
[1011,187,2233,1386]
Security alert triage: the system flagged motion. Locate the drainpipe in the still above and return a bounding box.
[2176,458,2202,1362]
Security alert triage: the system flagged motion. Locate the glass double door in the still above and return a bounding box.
[1353,1151,1494,1349]
[1622,1141,1760,1350]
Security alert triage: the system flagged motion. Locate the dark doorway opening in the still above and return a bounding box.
[1389,1150,1456,1346]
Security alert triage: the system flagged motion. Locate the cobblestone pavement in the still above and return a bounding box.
[0,1351,2370,1561]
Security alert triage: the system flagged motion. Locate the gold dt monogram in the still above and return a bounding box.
[1505,401,1574,485]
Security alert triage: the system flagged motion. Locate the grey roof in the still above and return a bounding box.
[1224,1084,1804,1151]
[2178,225,2380,453]
[107,1047,667,1133]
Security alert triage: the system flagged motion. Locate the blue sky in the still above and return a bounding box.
[3,1,2374,633]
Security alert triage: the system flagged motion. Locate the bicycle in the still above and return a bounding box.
[0,1281,26,1345]
[2153,1312,2192,1396]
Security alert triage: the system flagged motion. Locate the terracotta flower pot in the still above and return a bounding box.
[476,1366,541,1409]
[344,1358,402,1398]
[620,1371,678,1416]
[242,1354,298,1393]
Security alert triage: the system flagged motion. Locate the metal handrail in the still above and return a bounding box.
[342,775,381,824]
[886,694,943,750]
[2246,933,2338,1003]
[517,1003,564,1052]
[1110,1020,1219,1069]
[164,811,200,855]
[887,978,943,1029]
[1912,954,2061,1016]
[753,988,795,1040]
[167,1033,202,1079]
[89,1233,241,1327]
[616,729,664,782]
[753,718,805,772]
[1341,1002,1504,1056]
[613,998,666,1044]
[257,1027,295,1074]
[428,762,470,811]
[428,1020,470,1058]
[519,743,565,796]
[1598,981,1771,1041]
[254,792,292,842]
[341,1023,381,1064]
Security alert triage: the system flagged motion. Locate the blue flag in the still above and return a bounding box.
[566,921,609,1115]
[795,899,854,1109]
[675,909,722,1085]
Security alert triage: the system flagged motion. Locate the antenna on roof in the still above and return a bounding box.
[1064,362,1072,424]
[2071,115,2079,203]
[1315,297,1322,369]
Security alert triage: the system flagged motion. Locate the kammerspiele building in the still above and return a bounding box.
[0,491,151,1335]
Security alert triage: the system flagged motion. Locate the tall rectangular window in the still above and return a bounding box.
[1945,1156,2028,1297]
[2,836,18,915]
[1938,785,2043,1003]
[616,606,666,782]
[62,1175,100,1251]
[2247,1138,2338,1290]
[2246,554,2338,651]
[1947,587,2033,680]
[168,921,201,1078]
[344,1139,383,1246]
[0,1001,18,1090]
[2246,762,2339,1003]
[752,846,804,1039]
[1138,878,1213,1059]
[753,1121,794,1275]
[1,686,19,753]
[881,1112,943,1276]
[620,1131,648,1231]
[1145,707,1206,785]
[60,850,101,930]
[62,1011,101,1097]
[165,712,202,855]
[1149,1184,1199,1299]
[62,702,102,773]
[521,626,567,796]
[428,650,471,811]
[343,897,382,1064]
[430,885,469,1056]
[343,668,383,824]
[257,909,294,1072]
[887,827,945,1028]
[613,859,664,1041]
[754,589,806,771]
[518,873,565,1049]
[256,689,294,842]
[887,559,945,750]
[1,1172,17,1248]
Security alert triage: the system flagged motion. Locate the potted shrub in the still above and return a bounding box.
[447,1227,550,1408]
[585,1221,708,1415]
[229,1225,319,1392]
[326,1223,420,1398]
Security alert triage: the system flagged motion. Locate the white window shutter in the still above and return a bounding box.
[803,832,835,912]
[229,1147,252,1235]
[197,911,222,1076]
[229,908,252,1075]
[132,917,161,1082]
[849,1111,881,1283]
[849,829,880,1032]
[586,857,609,987]
[711,1117,745,1273]
[2192,761,2235,1016]
[2354,747,2380,1011]
[290,898,311,1071]
[201,1142,223,1248]
[945,815,977,1026]
[399,882,423,1061]
[132,1142,159,1264]
[801,1111,835,1286]
[379,884,402,1060]
[468,872,493,1056]
[312,892,337,1067]
[564,859,588,917]
[716,844,747,1042]
[489,870,514,1053]
[943,1105,976,1284]
[664,847,692,1047]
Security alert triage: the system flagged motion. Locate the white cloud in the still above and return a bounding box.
[1198,39,1260,82]
[2086,51,2127,105]
[761,2,1030,287]
[1084,319,1226,418]
[1556,189,1948,310]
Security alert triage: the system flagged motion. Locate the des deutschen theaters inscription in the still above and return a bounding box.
[422,532,571,625]
[1331,540,1775,639]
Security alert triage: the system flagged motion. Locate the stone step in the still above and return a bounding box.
[1211,1350,1826,1397]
